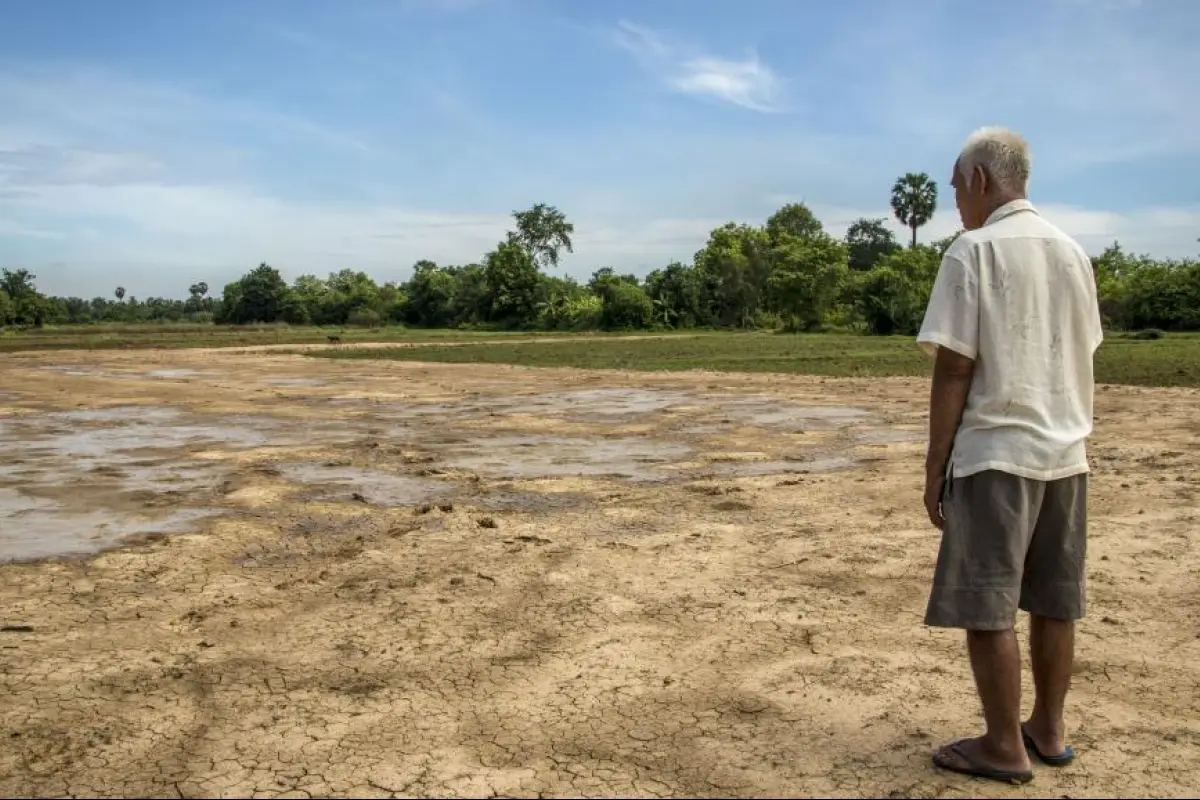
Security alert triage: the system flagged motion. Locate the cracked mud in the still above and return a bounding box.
[1,348,1198,798]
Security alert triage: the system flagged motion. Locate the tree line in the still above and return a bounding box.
[3,173,1198,334]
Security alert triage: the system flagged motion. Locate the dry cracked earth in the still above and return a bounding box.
[0,347,1197,798]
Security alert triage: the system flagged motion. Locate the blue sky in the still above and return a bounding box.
[1,0,1197,299]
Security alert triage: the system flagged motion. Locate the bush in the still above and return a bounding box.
[750,309,781,330]
[346,307,383,328]
[1130,328,1165,340]
[600,282,654,330]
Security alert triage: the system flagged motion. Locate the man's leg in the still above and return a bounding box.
[1025,615,1075,756]
[926,471,1038,779]
[1019,473,1087,760]
[955,628,1028,768]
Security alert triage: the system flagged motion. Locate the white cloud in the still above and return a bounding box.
[614,20,784,113]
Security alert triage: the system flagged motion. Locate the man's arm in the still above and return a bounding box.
[924,346,975,527]
[915,248,979,528]
[926,346,976,478]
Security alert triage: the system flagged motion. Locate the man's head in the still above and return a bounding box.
[951,126,1031,230]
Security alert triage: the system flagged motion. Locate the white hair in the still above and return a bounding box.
[957,126,1031,193]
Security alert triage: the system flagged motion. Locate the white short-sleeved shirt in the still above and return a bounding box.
[917,200,1104,481]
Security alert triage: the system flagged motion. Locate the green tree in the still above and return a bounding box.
[693,223,772,327]
[114,286,126,303]
[220,263,293,324]
[536,275,598,330]
[1,269,46,326]
[447,264,488,326]
[854,247,941,335]
[322,268,382,324]
[186,281,210,314]
[587,267,639,296]
[483,239,542,326]
[403,261,459,327]
[891,172,938,248]
[376,281,409,324]
[2,269,38,300]
[844,217,901,271]
[644,262,703,328]
[0,288,11,325]
[767,234,850,331]
[599,280,654,330]
[511,203,574,269]
[1121,256,1200,331]
[766,202,824,244]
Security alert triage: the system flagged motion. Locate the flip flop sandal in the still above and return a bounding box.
[932,740,1035,785]
[1022,726,1076,766]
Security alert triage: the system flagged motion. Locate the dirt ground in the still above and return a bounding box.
[1,347,1197,799]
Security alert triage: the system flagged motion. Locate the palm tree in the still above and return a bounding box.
[114,286,126,303]
[890,172,938,248]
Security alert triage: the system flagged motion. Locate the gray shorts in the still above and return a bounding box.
[924,469,1088,631]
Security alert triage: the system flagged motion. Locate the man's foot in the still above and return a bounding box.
[932,736,1034,785]
[1021,721,1076,766]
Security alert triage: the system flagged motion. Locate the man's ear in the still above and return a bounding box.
[974,164,989,195]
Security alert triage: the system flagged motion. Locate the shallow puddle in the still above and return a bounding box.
[440,435,692,481]
[278,463,452,506]
[0,406,364,502]
[0,488,222,562]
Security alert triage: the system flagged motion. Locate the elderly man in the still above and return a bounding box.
[917,127,1103,784]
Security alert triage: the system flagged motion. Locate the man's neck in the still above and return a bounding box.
[980,192,1027,223]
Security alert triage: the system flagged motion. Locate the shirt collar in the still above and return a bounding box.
[984,198,1037,227]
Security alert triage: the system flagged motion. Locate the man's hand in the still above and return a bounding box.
[924,471,946,529]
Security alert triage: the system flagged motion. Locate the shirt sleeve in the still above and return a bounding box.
[916,252,979,360]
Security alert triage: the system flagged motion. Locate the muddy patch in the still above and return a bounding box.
[854,428,924,445]
[0,405,373,559]
[0,488,221,562]
[711,455,861,476]
[715,455,859,474]
[440,435,692,482]
[265,377,328,388]
[714,397,871,430]
[144,368,212,380]
[468,487,588,512]
[278,463,453,506]
[506,388,695,419]
[38,365,111,377]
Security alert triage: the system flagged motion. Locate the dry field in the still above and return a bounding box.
[1,347,1197,798]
